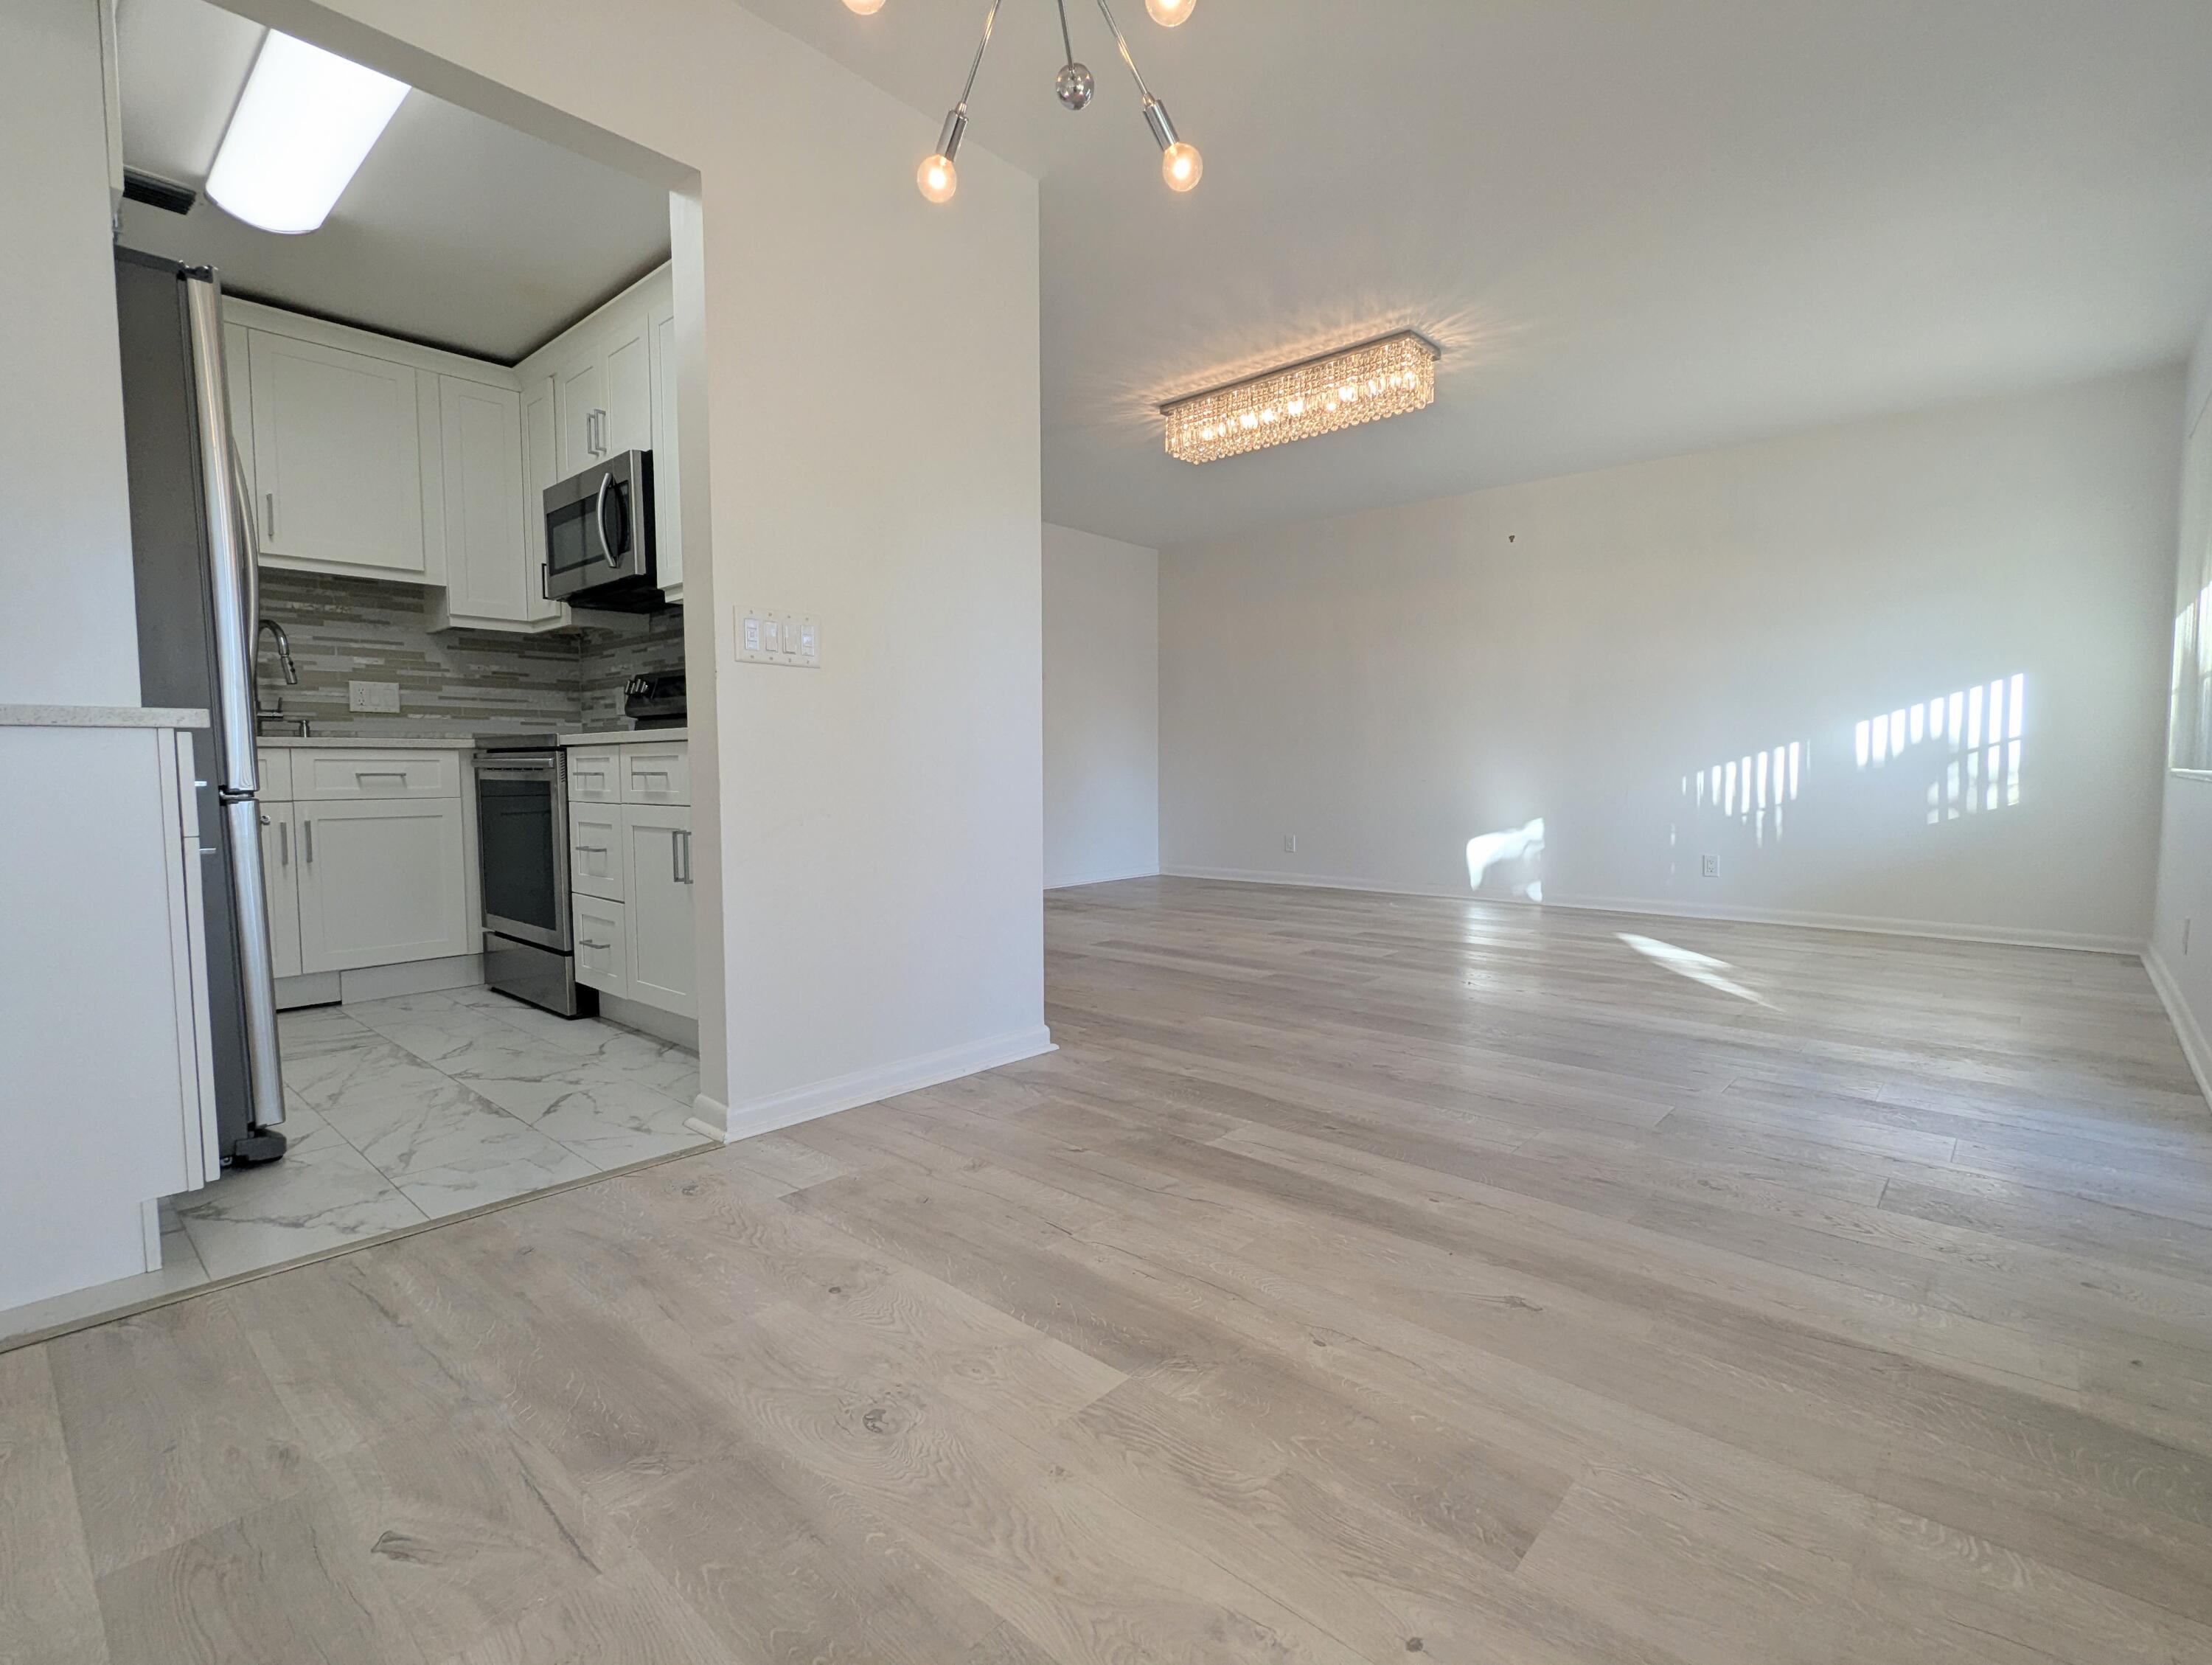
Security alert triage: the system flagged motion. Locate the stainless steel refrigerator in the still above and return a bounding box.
[115,248,288,1165]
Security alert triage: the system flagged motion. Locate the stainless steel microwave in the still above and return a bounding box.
[544,449,660,611]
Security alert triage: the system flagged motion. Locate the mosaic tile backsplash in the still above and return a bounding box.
[256,569,685,738]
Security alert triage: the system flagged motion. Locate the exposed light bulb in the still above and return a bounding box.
[1161,140,1202,192]
[844,0,886,13]
[1146,0,1196,24]
[917,153,959,204]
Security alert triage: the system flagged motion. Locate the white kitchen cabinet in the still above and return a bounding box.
[557,307,652,478]
[425,376,548,633]
[246,329,426,577]
[622,803,696,1018]
[257,802,304,981]
[566,745,621,804]
[296,798,470,973]
[571,893,630,998]
[649,298,684,602]
[569,799,625,902]
[519,375,567,627]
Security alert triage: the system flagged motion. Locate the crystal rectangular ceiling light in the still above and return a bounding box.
[1161,331,1439,465]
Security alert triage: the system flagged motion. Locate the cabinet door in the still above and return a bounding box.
[296,799,470,973]
[437,377,529,624]
[520,375,566,626]
[557,347,604,477]
[257,802,303,981]
[622,804,695,1018]
[648,301,683,600]
[602,313,653,457]
[248,330,425,576]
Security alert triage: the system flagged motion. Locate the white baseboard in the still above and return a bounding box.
[2145,946,2212,1110]
[1046,864,1162,891]
[693,1025,1057,1146]
[1158,865,2140,956]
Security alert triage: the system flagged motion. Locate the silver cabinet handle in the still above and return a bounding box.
[671,829,683,884]
[677,828,693,885]
[580,938,611,950]
[577,843,610,854]
[265,492,277,539]
[353,770,408,782]
[302,819,314,863]
[279,819,289,866]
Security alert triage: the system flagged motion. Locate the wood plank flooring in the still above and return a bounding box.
[9,876,2212,1664]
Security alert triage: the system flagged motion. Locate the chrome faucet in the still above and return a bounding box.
[257,617,299,689]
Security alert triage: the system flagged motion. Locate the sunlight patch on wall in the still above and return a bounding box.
[1466,818,1545,901]
[1682,740,1803,848]
[1855,674,2025,823]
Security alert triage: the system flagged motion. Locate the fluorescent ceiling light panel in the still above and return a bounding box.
[1162,331,1439,465]
[206,32,409,235]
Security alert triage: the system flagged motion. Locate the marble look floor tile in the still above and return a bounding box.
[473,1003,639,1058]
[281,1037,455,1114]
[473,1071,711,1170]
[277,1005,372,1049]
[594,1033,703,1102]
[175,1125,427,1280]
[319,1083,597,1216]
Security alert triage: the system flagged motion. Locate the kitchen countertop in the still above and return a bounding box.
[1,703,208,729]
[255,734,479,749]
[557,727,689,746]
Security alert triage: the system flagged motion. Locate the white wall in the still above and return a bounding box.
[1045,524,1160,888]
[2149,326,2212,1102]
[24,0,1048,1136]
[0,1,141,706]
[1163,367,2182,951]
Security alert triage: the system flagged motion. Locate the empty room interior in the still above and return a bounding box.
[8,1,2212,1661]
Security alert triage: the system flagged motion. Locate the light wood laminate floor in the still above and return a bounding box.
[9,878,2212,1664]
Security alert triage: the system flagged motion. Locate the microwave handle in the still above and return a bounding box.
[594,473,619,566]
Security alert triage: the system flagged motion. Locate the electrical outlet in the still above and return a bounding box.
[1700,853,1720,880]
[347,680,400,714]
[1284,835,1298,853]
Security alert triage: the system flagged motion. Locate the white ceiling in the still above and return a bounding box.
[114,0,669,364]
[737,0,2212,550]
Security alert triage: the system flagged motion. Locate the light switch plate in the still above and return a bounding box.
[348,679,400,713]
[736,605,822,668]
[736,607,767,663]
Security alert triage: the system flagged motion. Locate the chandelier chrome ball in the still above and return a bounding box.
[1056,62,1095,111]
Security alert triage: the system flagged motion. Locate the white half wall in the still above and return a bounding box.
[1162,367,2182,950]
[2149,327,2212,1104]
[0,0,141,706]
[1045,524,1160,888]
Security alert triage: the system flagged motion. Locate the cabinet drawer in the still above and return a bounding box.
[257,748,293,801]
[566,746,621,804]
[568,800,625,902]
[292,749,460,800]
[571,894,630,997]
[620,741,689,806]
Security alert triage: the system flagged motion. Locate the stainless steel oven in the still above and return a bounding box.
[544,449,659,611]
[473,736,594,1017]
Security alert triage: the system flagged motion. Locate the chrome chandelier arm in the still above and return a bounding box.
[1091,0,1154,100]
[1056,0,1077,68]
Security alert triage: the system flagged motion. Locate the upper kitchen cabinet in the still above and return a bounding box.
[423,376,564,634]
[556,305,652,479]
[244,327,429,578]
[649,296,684,603]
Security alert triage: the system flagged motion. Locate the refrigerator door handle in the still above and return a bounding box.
[183,268,285,1133]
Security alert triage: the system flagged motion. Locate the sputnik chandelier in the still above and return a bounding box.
[842,0,1203,204]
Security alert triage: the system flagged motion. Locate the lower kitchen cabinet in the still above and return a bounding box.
[257,803,305,981]
[623,804,696,1018]
[293,797,471,974]
[571,893,630,998]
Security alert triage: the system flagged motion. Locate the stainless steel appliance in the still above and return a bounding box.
[543,449,659,611]
[473,735,595,1018]
[114,249,288,1164]
[623,672,686,728]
